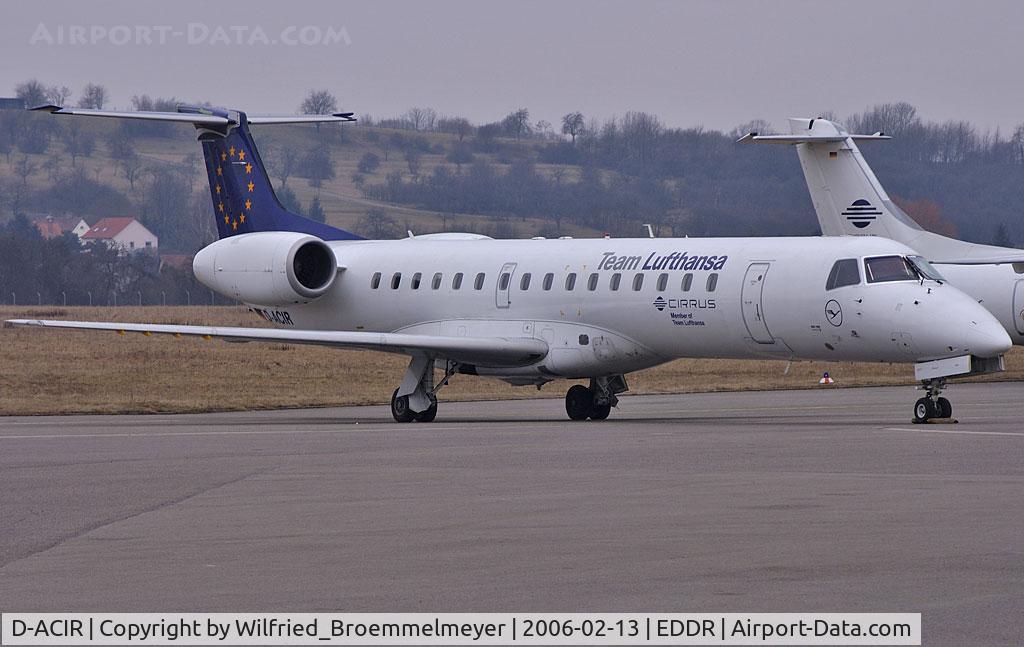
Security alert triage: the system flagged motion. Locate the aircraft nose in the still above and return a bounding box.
[964,317,1012,357]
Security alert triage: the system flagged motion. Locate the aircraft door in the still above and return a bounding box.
[496,262,517,308]
[741,262,775,344]
[1014,280,1024,334]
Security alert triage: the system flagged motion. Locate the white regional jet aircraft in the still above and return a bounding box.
[741,118,1024,420]
[4,106,1012,423]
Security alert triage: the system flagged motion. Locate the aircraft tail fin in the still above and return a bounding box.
[33,104,362,241]
[738,117,924,239]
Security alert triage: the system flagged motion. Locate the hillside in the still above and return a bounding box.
[0,112,607,247]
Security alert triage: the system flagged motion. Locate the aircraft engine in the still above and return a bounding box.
[192,232,337,305]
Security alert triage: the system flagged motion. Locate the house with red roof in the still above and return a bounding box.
[81,217,158,253]
[31,215,91,240]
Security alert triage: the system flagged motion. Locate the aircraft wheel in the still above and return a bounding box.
[391,388,415,423]
[415,396,438,423]
[565,385,593,421]
[913,397,934,424]
[936,397,952,419]
[589,402,612,421]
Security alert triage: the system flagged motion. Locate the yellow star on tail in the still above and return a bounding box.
[244,199,252,210]
[218,202,224,213]
[247,180,255,192]
[232,219,238,230]
[220,151,227,161]
[216,166,222,176]
[223,215,229,224]
[229,146,236,157]
[239,214,246,223]
[245,163,253,174]
[238,150,246,161]
[215,184,221,194]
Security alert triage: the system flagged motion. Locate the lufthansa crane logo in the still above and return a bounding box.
[825,300,843,326]
[842,199,883,229]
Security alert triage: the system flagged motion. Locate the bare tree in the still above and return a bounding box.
[121,155,144,190]
[357,208,400,238]
[405,149,422,177]
[15,79,48,107]
[404,107,428,131]
[298,145,335,188]
[64,121,95,165]
[561,112,585,143]
[503,108,531,139]
[357,152,381,174]
[78,83,108,109]
[300,89,338,115]
[14,154,36,185]
[268,145,300,187]
[621,111,663,169]
[46,85,72,106]
[1013,123,1024,165]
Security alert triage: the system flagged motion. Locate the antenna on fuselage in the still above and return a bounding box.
[643,224,656,238]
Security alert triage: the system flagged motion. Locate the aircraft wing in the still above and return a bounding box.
[3,319,547,368]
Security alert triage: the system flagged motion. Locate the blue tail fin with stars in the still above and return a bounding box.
[31,103,363,241]
[192,106,361,240]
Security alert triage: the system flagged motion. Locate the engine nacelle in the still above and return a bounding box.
[193,232,337,305]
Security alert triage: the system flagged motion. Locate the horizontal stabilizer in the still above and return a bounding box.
[31,104,356,125]
[32,104,229,125]
[737,133,891,145]
[931,256,1024,266]
[4,319,548,368]
[249,113,356,124]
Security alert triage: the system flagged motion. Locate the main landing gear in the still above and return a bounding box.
[390,357,456,423]
[912,377,953,423]
[565,375,628,421]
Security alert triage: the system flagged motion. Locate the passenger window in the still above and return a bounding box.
[587,272,599,291]
[543,273,554,291]
[411,272,422,289]
[565,273,577,290]
[520,273,532,290]
[431,272,442,290]
[391,272,401,289]
[370,272,381,289]
[826,258,861,290]
[610,273,621,291]
[498,272,511,291]
[656,273,668,291]
[682,273,693,291]
[706,273,718,292]
[632,273,644,291]
[452,272,463,290]
[474,272,485,290]
[864,255,917,283]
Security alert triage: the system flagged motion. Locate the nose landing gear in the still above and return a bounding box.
[913,378,953,423]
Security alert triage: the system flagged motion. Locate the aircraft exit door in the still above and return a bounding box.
[1014,280,1024,334]
[741,262,774,343]
[496,262,517,308]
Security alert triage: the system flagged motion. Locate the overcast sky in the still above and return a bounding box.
[2,0,1022,133]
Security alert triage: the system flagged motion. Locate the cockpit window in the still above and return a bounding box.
[826,258,861,290]
[906,255,945,282]
[864,255,917,283]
